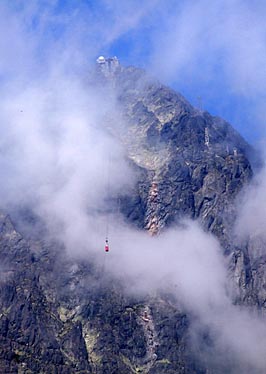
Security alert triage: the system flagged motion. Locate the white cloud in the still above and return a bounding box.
[103,220,266,373]
[150,0,266,94]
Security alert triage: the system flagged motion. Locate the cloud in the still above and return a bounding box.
[146,0,266,140]
[97,0,162,45]
[98,219,266,373]
[234,162,266,265]
[0,1,136,256]
[149,0,266,93]
[235,169,266,240]
[0,70,135,251]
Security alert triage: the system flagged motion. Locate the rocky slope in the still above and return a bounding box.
[110,66,252,246]
[0,62,264,373]
[110,65,266,317]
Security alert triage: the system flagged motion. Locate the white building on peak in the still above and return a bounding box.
[96,55,120,77]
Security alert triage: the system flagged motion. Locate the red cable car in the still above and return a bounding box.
[105,239,109,252]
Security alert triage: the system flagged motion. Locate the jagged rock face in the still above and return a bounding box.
[109,67,266,318]
[108,67,252,247]
[111,67,266,317]
[230,235,266,310]
[0,215,92,373]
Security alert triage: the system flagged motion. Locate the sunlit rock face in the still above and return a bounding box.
[0,63,265,374]
[110,66,252,245]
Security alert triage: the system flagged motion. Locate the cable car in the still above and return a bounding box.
[105,238,109,252]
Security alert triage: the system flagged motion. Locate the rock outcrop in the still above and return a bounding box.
[111,66,252,249]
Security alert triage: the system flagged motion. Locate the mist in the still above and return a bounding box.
[146,0,266,142]
[100,220,266,373]
[0,1,266,373]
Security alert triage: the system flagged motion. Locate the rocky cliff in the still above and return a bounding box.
[112,67,252,241]
[0,63,264,373]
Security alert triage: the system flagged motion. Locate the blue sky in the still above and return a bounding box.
[1,0,266,144]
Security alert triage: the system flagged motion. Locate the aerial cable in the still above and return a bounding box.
[104,155,110,253]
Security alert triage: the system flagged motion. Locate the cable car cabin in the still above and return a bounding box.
[105,239,109,252]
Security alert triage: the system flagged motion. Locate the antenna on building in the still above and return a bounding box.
[96,55,120,77]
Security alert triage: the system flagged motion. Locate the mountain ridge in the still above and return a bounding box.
[0,62,264,373]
